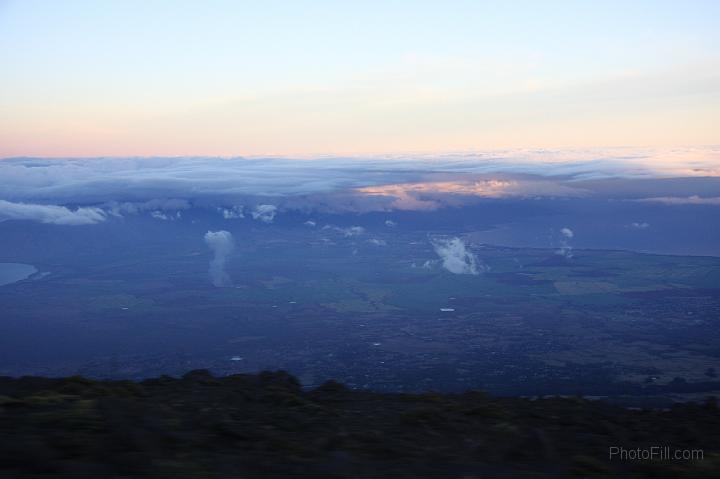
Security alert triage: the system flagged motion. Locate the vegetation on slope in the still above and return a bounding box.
[1,370,718,478]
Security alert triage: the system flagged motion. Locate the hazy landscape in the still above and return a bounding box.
[1,155,719,409]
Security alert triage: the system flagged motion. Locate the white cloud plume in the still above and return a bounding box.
[304,220,316,227]
[0,200,106,225]
[630,222,650,229]
[367,238,387,246]
[385,219,397,227]
[556,227,574,258]
[204,230,235,287]
[251,204,277,223]
[431,237,483,275]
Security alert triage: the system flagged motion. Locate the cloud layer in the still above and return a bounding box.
[0,148,718,225]
[635,195,720,205]
[0,200,106,225]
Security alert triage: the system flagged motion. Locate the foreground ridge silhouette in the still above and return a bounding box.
[1,370,718,478]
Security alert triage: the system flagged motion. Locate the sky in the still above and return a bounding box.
[1,0,719,157]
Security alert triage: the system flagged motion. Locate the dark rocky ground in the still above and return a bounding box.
[1,370,718,478]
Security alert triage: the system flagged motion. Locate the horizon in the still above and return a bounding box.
[2,143,720,159]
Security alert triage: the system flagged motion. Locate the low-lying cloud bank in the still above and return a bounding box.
[0,147,718,225]
[635,195,720,205]
[0,200,106,225]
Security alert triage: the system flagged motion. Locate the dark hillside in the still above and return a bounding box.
[1,370,718,478]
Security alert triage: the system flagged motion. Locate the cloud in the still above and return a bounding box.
[385,219,397,227]
[219,205,244,219]
[150,210,181,221]
[0,151,718,219]
[304,220,316,227]
[367,238,387,246]
[635,195,720,205]
[556,227,574,258]
[0,199,106,225]
[204,230,235,287]
[105,198,190,217]
[356,178,585,211]
[630,222,650,229]
[251,204,277,223]
[411,259,437,269]
[342,226,365,237]
[0,157,391,205]
[431,237,483,275]
[323,225,365,237]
